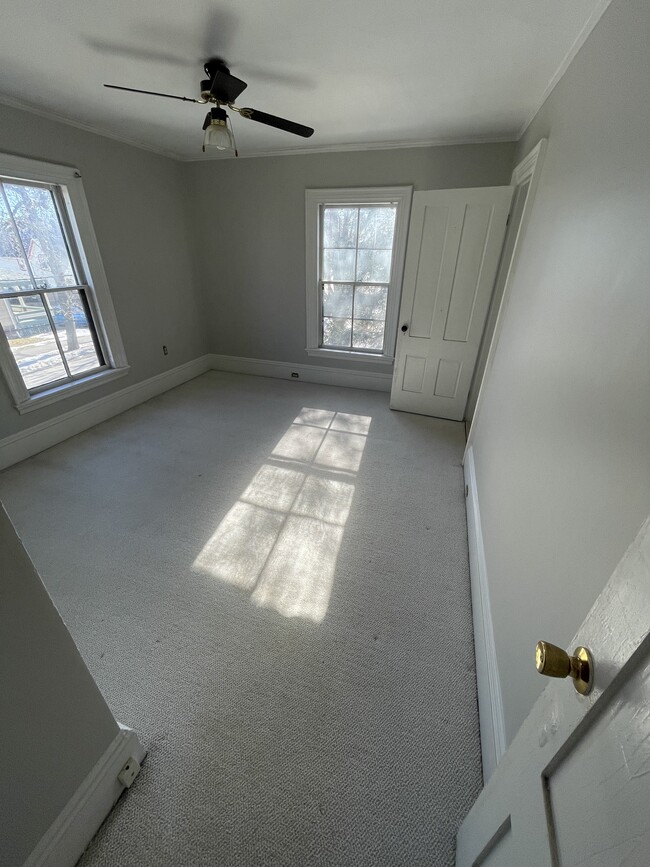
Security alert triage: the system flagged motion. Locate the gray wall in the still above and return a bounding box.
[183,143,515,372]
[0,103,206,440]
[470,0,650,744]
[0,504,119,864]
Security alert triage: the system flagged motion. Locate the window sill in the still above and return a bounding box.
[306,348,394,365]
[15,366,131,415]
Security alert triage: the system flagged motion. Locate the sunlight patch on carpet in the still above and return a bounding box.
[192,408,370,622]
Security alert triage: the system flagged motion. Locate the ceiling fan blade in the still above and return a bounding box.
[238,108,314,138]
[89,39,188,67]
[104,84,199,103]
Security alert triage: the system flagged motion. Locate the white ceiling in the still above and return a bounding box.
[2,0,608,161]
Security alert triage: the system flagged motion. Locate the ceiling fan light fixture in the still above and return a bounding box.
[202,107,235,154]
[105,58,314,156]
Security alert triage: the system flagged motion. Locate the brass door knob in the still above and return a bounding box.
[535,641,594,695]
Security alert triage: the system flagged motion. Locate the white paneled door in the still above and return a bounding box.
[390,187,513,420]
[456,517,650,866]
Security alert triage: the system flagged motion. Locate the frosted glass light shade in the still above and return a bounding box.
[203,120,235,153]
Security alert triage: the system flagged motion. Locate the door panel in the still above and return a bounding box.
[434,359,461,398]
[547,653,650,866]
[456,517,650,867]
[402,355,427,392]
[409,205,454,339]
[443,203,494,342]
[390,187,513,420]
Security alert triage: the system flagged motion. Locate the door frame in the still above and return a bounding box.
[462,140,547,782]
[464,139,547,442]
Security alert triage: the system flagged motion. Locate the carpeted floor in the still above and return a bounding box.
[0,371,482,866]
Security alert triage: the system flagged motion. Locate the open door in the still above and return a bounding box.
[390,186,513,420]
[456,516,650,866]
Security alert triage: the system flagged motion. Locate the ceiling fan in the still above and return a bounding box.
[104,58,315,155]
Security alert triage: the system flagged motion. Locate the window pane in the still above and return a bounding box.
[323,283,353,318]
[322,248,355,281]
[358,206,396,249]
[45,290,101,376]
[354,285,388,321]
[3,183,76,288]
[323,207,358,249]
[0,193,30,292]
[322,317,352,348]
[356,249,392,282]
[352,319,385,351]
[0,295,67,390]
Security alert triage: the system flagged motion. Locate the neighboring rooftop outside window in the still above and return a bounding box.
[0,153,128,413]
[0,179,104,391]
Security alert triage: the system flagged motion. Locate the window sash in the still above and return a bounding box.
[0,175,109,393]
[0,177,86,290]
[320,280,390,352]
[1,285,107,392]
[305,186,412,363]
[318,203,398,356]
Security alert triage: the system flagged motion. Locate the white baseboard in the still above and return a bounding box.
[0,355,211,471]
[23,725,146,867]
[208,353,392,392]
[0,352,392,472]
[464,446,506,781]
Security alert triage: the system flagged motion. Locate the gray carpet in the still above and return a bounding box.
[0,371,481,866]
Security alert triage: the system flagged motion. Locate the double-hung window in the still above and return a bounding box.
[0,154,128,413]
[305,186,412,363]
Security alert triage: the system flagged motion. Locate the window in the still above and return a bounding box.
[0,154,128,413]
[305,187,412,363]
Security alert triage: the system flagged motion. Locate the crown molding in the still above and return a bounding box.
[517,0,614,140]
[0,93,182,161]
[1,0,614,173]
[181,133,518,162]
[0,91,516,161]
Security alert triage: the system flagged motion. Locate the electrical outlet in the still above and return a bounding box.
[291,372,299,378]
[162,345,169,356]
[118,756,141,788]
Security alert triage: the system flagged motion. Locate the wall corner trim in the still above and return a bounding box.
[464,446,507,781]
[23,725,146,867]
[208,353,393,392]
[0,356,211,471]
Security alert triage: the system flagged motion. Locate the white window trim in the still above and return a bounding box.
[0,152,129,414]
[305,186,413,364]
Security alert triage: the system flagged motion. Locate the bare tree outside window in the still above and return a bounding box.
[0,178,104,391]
[320,204,397,353]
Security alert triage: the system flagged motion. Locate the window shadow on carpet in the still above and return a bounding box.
[192,407,371,623]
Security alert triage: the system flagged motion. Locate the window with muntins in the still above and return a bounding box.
[321,204,396,352]
[0,154,128,413]
[0,178,105,390]
[305,187,412,364]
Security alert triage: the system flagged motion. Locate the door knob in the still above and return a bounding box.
[535,641,594,695]
[401,324,408,332]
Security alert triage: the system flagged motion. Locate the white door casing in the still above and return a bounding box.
[456,516,650,866]
[390,186,513,420]
[465,138,547,436]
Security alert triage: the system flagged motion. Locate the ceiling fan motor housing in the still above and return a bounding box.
[204,58,231,79]
[201,57,248,103]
